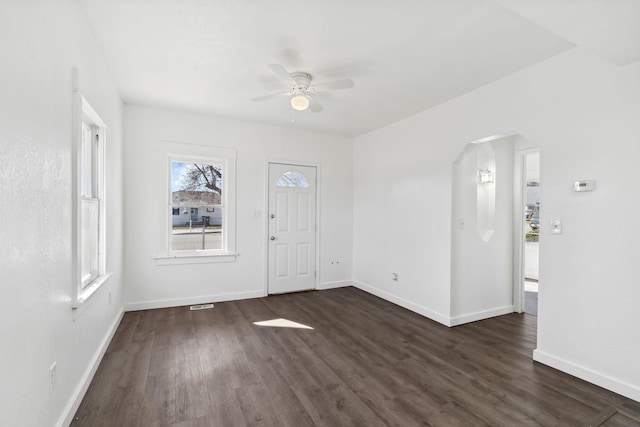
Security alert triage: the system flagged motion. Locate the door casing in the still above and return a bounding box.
[513,148,539,313]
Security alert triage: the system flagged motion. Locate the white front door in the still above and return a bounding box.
[268,163,317,294]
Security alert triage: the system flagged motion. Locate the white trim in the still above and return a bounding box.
[153,253,238,265]
[159,140,237,160]
[72,273,113,316]
[513,147,539,313]
[124,290,264,312]
[317,280,353,290]
[57,308,124,427]
[72,71,109,309]
[263,162,270,297]
[71,79,81,307]
[157,141,237,260]
[533,349,640,402]
[353,280,452,327]
[449,305,515,326]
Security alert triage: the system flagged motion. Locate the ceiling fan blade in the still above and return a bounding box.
[310,78,354,92]
[307,95,323,113]
[268,64,297,85]
[252,92,291,102]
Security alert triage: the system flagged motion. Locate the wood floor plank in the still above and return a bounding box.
[72,287,632,426]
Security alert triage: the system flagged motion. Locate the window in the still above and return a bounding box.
[277,171,309,188]
[80,121,101,287]
[154,142,236,264]
[73,93,109,308]
[169,159,224,252]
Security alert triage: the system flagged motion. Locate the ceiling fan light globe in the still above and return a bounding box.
[291,95,309,111]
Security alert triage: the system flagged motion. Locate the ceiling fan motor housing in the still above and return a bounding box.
[290,72,312,89]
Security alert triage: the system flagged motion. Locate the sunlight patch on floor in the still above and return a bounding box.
[253,318,314,329]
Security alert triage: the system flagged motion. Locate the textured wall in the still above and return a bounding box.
[0,2,124,426]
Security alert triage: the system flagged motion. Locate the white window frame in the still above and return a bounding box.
[168,155,227,256]
[154,141,237,265]
[72,91,110,308]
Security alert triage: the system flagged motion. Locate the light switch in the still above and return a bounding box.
[551,219,562,234]
[574,180,595,192]
[459,219,465,230]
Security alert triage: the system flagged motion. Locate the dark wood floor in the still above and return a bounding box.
[72,287,630,427]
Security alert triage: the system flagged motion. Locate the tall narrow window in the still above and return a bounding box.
[80,121,101,287]
[73,93,108,307]
[169,159,225,253]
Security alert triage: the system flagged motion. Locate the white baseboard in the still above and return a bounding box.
[353,280,451,326]
[449,305,515,326]
[58,308,124,427]
[317,280,352,290]
[124,290,265,312]
[533,349,640,402]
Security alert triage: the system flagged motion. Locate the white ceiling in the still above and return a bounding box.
[79,0,640,137]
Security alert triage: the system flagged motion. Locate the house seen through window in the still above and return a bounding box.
[170,160,224,252]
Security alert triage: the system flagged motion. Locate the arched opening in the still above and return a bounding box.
[450,133,538,325]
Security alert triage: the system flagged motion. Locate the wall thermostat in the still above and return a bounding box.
[574,180,595,192]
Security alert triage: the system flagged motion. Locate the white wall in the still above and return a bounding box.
[0,2,124,427]
[353,47,640,400]
[450,137,515,324]
[123,106,353,309]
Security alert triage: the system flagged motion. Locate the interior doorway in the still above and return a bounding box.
[521,152,540,315]
[267,163,317,294]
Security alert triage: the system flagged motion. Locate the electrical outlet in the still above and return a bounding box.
[459,218,465,230]
[50,362,57,392]
[252,210,262,219]
[392,273,399,281]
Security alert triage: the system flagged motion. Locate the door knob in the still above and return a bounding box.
[270,214,275,219]
[270,236,276,241]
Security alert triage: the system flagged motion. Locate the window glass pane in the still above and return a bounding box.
[171,206,223,251]
[81,122,93,198]
[277,171,309,188]
[81,199,99,286]
[171,162,222,204]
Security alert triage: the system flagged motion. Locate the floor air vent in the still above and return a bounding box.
[190,303,214,311]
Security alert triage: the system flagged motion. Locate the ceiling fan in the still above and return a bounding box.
[252,64,354,113]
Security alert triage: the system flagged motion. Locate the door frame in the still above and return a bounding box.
[263,159,321,296]
[513,148,539,313]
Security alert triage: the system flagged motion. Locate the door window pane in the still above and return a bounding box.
[277,171,309,188]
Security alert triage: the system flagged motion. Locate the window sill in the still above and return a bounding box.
[72,272,112,317]
[153,253,238,266]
